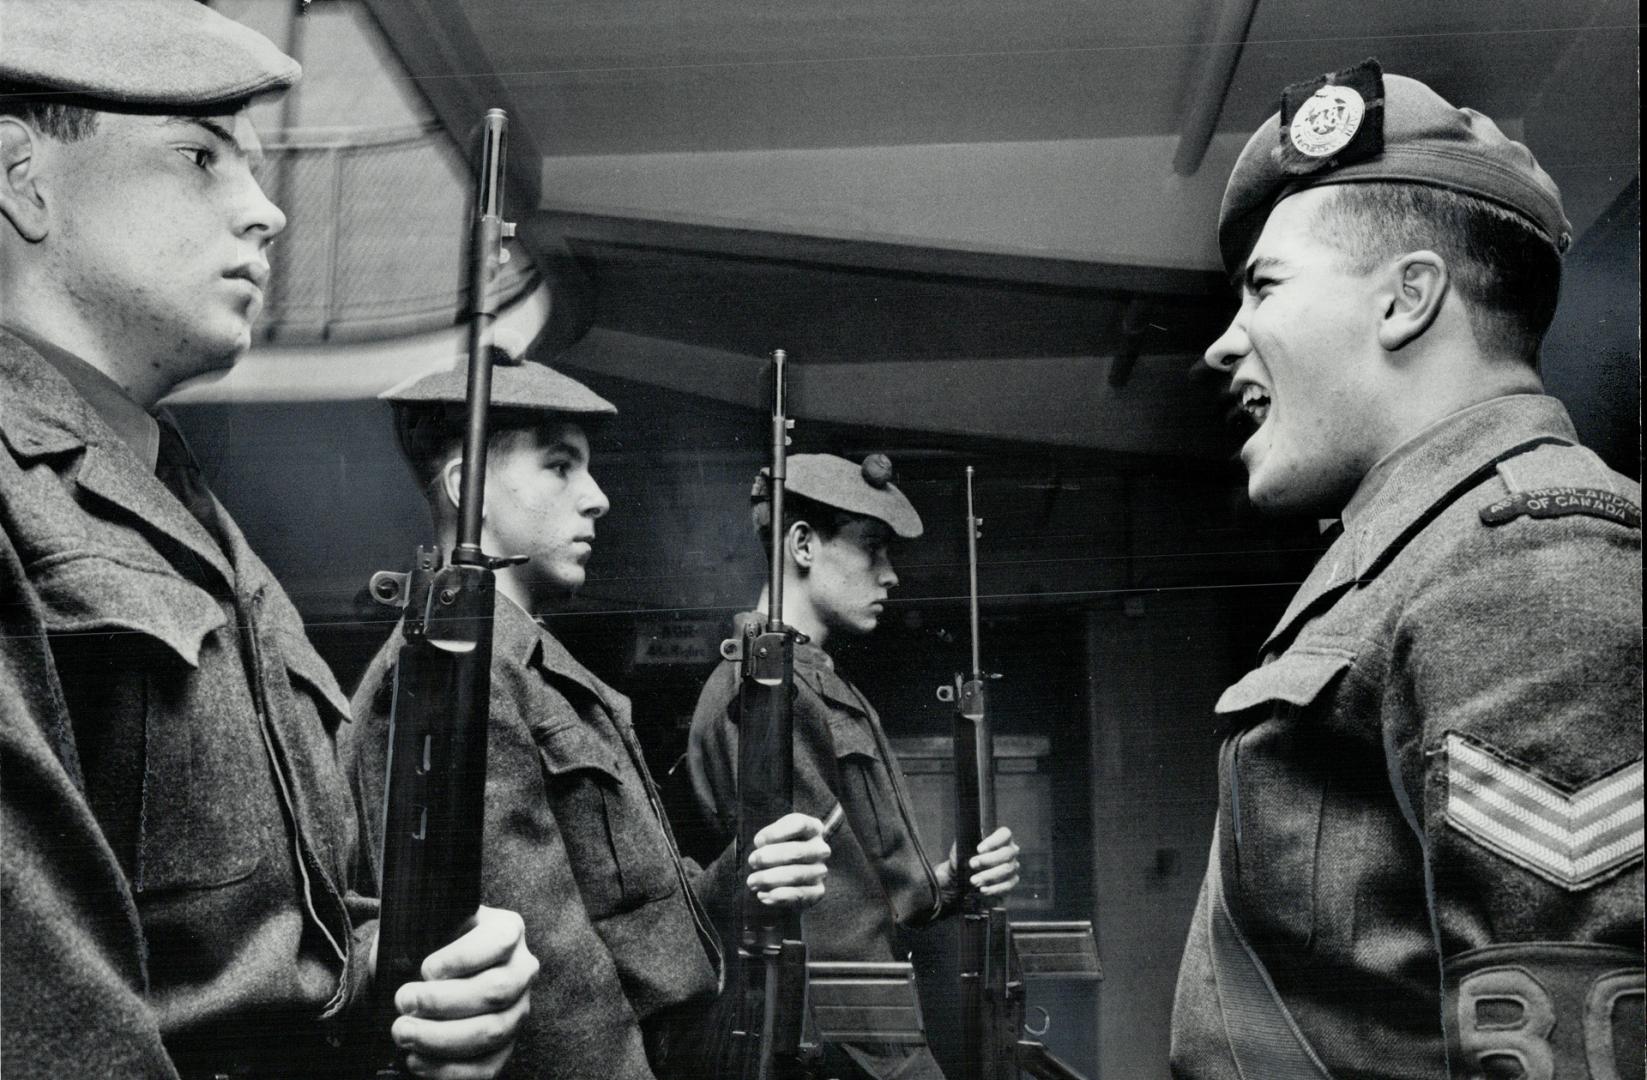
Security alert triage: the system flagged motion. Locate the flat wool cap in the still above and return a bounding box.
[1219,59,1570,274]
[754,453,924,539]
[0,0,299,108]
[382,352,617,418]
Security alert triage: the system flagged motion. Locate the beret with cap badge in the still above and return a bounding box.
[0,0,299,109]
[751,453,923,540]
[1218,58,1572,274]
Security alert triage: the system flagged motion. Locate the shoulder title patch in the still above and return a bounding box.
[1480,487,1642,529]
[1278,57,1385,176]
[1444,734,1644,891]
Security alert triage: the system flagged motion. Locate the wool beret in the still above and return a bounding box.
[1219,59,1571,274]
[753,453,924,540]
[382,351,617,418]
[0,0,299,109]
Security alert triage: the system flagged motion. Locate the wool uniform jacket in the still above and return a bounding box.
[1170,394,1644,1080]
[344,594,729,1080]
[687,629,960,1079]
[0,330,376,1080]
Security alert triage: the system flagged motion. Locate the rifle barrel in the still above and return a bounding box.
[965,465,980,680]
[455,109,509,562]
[766,349,787,630]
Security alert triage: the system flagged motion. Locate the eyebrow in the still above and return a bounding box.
[542,440,586,463]
[1236,255,1286,293]
[164,116,262,169]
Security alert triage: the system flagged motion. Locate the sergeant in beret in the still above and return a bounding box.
[0,2,535,1077]
[1171,60,1642,1078]
[686,454,1023,1080]
[340,357,833,1080]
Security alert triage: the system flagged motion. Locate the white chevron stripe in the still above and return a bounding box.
[1448,737,1644,821]
[1450,799,1644,882]
[1452,771,1644,851]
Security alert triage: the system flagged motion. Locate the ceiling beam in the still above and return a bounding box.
[360,0,542,209]
[522,210,1227,298]
[1173,0,1261,176]
[554,328,1227,459]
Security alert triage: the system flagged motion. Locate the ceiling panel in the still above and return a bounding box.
[451,0,1632,158]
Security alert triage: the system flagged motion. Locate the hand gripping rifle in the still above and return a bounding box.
[939,468,1102,1080]
[367,109,522,1075]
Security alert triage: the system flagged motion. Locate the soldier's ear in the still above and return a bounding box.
[0,118,50,243]
[1377,250,1448,352]
[439,457,466,517]
[787,521,816,571]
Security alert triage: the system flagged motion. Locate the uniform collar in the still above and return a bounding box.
[2,325,161,471]
[731,608,835,671]
[0,328,235,587]
[1339,394,1577,581]
[733,609,870,716]
[497,593,623,710]
[1259,393,1577,655]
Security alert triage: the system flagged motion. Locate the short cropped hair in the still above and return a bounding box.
[756,492,859,560]
[0,86,101,141]
[392,404,579,504]
[1313,183,1562,363]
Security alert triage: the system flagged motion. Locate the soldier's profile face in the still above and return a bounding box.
[1203,187,1386,515]
[806,516,899,636]
[483,421,609,598]
[34,108,284,384]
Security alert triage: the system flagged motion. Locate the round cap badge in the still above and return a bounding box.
[1289,84,1365,158]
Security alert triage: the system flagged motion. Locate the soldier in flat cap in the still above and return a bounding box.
[687,453,1023,1079]
[0,2,536,1077]
[340,358,833,1080]
[1171,60,1642,1078]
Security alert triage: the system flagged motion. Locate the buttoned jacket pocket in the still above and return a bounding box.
[34,553,267,893]
[29,549,226,668]
[1215,646,1355,717]
[136,641,270,892]
[536,721,675,918]
[825,708,903,862]
[1214,645,1356,948]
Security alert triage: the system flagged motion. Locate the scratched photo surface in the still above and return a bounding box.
[2,1,1639,1078]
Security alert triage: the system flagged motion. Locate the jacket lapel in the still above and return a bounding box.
[1259,530,1358,656]
[1,335,233,589]
[73,444,235,587]
[1259,396,1580,656]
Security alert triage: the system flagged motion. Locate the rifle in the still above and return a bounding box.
[939,467,1102,1080]
[715,348,812,1080]
[716,355,931,1075]
[366,108,520,1074]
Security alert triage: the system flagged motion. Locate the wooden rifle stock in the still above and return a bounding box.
[368,109,516,1075]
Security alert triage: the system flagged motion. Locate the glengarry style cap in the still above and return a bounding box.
[752,453,924,539]
[1218,59,1572,274]
[0,0,299,108]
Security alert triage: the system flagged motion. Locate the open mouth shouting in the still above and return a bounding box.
[1239,382,1271,428]
[1225,377,1272,439]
